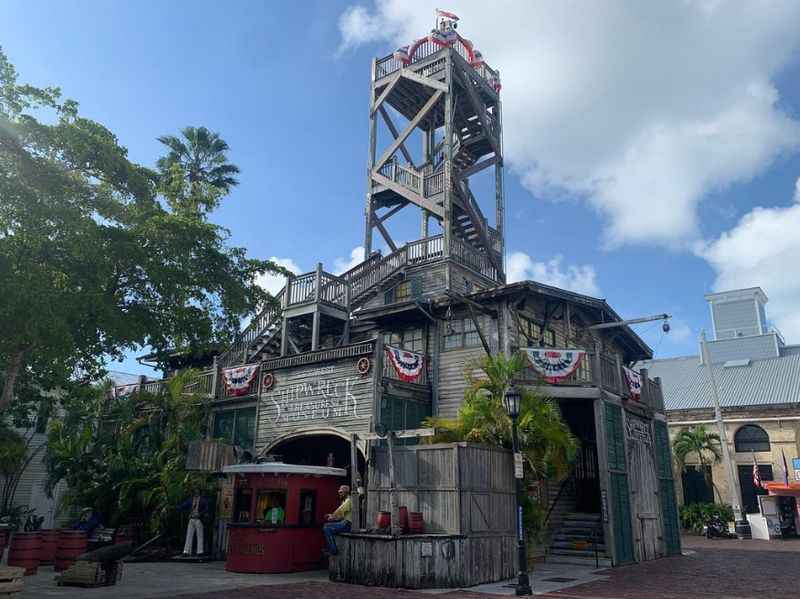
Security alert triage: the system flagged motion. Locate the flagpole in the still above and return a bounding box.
[700,330,744,524]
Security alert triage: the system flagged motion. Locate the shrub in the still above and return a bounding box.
[679,502,734,532]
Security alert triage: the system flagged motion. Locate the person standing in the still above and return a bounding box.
[323,485,351,556]
[178,489,208,556]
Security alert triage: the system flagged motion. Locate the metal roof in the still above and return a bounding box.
[639,345,800,411]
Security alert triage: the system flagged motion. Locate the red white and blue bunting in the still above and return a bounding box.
[222,365,259,397]
[114,384,140,398]
[523,348,585,383]
[623,366,642,401]
[386,346,426,383]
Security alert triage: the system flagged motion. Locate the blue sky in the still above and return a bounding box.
[5,1,800,376]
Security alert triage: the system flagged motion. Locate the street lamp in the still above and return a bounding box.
[503,386,532,596]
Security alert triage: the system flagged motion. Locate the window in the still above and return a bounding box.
[212,406,256,450]
[256,490,287,526]
[384,328,425,352]
[443,318,481,350]
[299,490,317,526]
[234,487,253,523]
[384,277,422,304]
[734,425,770,453]
[519,316,556,348]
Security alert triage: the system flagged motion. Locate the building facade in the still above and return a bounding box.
[642,287,800,515]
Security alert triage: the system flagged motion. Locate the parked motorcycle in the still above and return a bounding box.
[703,514,737,539]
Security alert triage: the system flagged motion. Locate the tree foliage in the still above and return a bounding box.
[0,46,284,412]
[45,372,212,538]
[673,425,722,501]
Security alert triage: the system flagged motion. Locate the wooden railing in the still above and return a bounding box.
[450,237,499,282]
[112,368,217,400]
[423,171,445,196]
[520,349,666,410]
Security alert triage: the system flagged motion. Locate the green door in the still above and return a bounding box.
[654,420,681,555]
[605,403,635,564]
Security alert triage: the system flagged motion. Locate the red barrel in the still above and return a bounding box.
[398,506,409,533]
[114,525,135,545]
[39,529,59,565]
[8,531,42,575]
[376,511,391,529]
[409,512,425,534]
[54,530,88,572]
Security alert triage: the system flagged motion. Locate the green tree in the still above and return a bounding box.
[425,353,576,536]
[157,126,240,214]
[673,425,722,502]
[0,47,283,412]
[45,372,212,539]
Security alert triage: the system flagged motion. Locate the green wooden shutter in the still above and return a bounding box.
[610,472,635,563]
[605,403,634,564]
[411,277,423,298]
[384,287,395,305]
[654,420,681,555]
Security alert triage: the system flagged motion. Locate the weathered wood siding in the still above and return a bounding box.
[331,533,516,588]
[437,313,496,418]
[624,411,662,561]
[257,350,376,452]
[367,443,514,536]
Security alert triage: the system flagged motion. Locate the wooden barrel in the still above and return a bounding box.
[54,530,88,572]
[376,511,391,529]
[0,566,24,597]
[409,512,424,534]
[398,506,409,533]
[39,529,59,565]
[7,532,42,575]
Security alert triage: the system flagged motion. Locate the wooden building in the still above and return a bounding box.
[157,15,680,578]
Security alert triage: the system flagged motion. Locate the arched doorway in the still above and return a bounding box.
[266,430,367,483]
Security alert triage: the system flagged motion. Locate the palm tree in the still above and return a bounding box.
[157,126,240,212]
[425,353,576,482]
[672,425,722,502]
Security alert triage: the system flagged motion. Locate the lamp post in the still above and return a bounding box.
[503,386,532,596]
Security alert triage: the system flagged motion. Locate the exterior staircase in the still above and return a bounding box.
[548,512,610,567]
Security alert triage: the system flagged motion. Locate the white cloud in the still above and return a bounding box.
[699,178,800,341]
[507,252,600,297]
[255,257,302,296]
[337,1,800,248]
[333,246,366,274]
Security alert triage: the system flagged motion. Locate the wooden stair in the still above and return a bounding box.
[547,512,610,567]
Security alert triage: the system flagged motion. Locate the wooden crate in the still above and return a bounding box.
[57,560,122,588]
[0,566,24,598]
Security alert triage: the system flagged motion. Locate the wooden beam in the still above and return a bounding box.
[371,72,402,116]
[350,433,361,530]
[466,302,493,357]
[375,90,443,171]
[378,106,415,166]
[400,69,448,92]
[458,155,499,179]
[371,171,444,218]
[375,201,408,224]
[374,218,398,252]
[359,427,436,441]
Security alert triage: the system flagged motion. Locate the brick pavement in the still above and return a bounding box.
[178,536,800,599]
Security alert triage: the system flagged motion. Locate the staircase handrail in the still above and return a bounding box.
[542,474,574,530]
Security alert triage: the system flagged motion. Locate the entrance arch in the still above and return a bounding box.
[265,428,366,477]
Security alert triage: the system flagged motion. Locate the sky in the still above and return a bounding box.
[4,1,800,376]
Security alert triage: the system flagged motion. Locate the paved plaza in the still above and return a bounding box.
[17,536,800,598]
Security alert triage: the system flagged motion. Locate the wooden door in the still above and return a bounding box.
[654,421,681,556]
[626,414,660,561]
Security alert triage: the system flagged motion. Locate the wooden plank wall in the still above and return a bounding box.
[331,534,516,588]
[366,443,514,536]
[256,357,375,452]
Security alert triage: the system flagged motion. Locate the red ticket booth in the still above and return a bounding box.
[223,463,346,573]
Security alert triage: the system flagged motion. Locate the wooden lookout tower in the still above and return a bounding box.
[364,14,505,284]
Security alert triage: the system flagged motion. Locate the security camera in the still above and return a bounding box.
[662,321,670,333]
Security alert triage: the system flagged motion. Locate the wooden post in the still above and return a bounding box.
[364,58,377,256]
[210,355,219,400]
[614,353,624,397]
[494,79,505,275]
[312,263,322,351]
[387,431,400,536]
[593,339,604,389]
[350,433,361,531]
[342,282,351,345]
[443,50,453,286]
[640,367,649,407]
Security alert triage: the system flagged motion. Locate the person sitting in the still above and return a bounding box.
[323,485,351,556]
[73,507,101,536]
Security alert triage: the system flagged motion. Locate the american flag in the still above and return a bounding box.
[782,448,790,485]
[436,9,459,21]
[752,451,763,489]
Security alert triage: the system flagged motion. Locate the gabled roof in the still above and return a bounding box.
[640,345,800,411]
[468,280,654,360]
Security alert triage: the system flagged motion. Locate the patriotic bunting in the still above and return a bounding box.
[114,384,140,398]
[386,346,426,383]
[752,452,763,489]
[222,365,259,397]
[436,9,460,21]
[393,45,410,65]
[523,348,585,383]
[623,366,642,401]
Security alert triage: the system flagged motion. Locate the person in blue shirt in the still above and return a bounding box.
[72,507,101,536]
